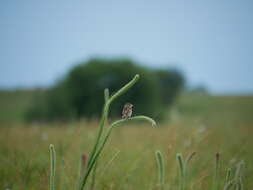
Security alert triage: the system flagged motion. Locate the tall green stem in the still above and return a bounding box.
[49,144,56,190]
[86,75,139,168]
[155,151,165,190]
[80,115,155,190]
[79,74,157,190]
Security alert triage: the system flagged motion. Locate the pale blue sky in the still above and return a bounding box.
[0,0,253,94]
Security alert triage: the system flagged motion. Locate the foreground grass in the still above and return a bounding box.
[1,118,253,190]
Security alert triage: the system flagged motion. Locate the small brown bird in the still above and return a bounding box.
[122,103,133,119]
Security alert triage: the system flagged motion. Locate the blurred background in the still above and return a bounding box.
[1,0,253,189]
[1,0,253,123]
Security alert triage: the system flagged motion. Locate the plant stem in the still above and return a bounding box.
[80,115,156,190]
[87,75,139,168]
[213,153,220,190]
[110,116,156,128]
[225,168,232,184]
[155,151,165,190]
[49,144,56,190]
[177,153,185,190]
[79,74,145,190]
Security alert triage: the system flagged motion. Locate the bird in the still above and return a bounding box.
[122,103,133,119]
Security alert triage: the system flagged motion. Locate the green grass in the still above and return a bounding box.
[1,119,253,189]
[0,89,42,123]
[0,90,253,189]
[175,93,253,125]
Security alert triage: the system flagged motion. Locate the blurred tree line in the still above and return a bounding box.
[26,58,184,121]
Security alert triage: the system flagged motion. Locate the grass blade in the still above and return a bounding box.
[49,144,56,190]
[155,151,165,190]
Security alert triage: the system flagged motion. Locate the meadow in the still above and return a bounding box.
[0,88,253,189]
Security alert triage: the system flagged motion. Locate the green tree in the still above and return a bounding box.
[26,58,184,121]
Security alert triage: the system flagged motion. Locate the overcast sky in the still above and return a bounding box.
[0,0,253,94]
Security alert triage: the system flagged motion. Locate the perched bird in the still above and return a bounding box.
[122,103,133,119]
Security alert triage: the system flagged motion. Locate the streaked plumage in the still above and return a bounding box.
[122,103,133,119]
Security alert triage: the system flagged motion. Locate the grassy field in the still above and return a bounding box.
[0,89,43,124]
[0,90,253,189]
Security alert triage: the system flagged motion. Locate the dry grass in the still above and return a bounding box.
[1,93,253,189]
[1,117,252,190]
